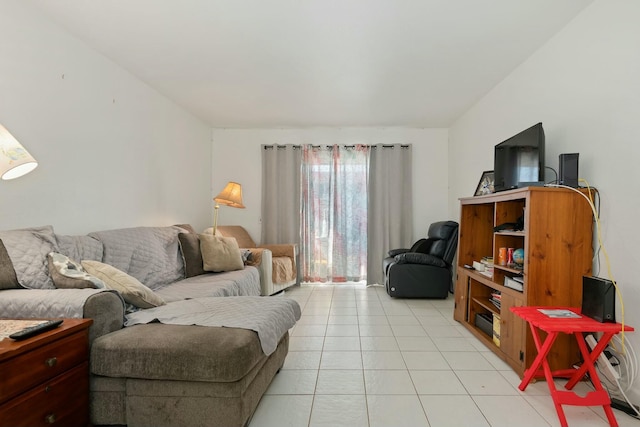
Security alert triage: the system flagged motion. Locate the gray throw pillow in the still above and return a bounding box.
[178,233,207,278]
[47,252,105,289]
[0,239,21,290]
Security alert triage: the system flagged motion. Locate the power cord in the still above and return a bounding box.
[545,166,558,185]
[545,180,626,351]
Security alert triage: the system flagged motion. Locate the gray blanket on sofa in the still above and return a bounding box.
[124,296,301,355]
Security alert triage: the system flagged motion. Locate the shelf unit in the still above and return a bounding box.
[453,187,594,376]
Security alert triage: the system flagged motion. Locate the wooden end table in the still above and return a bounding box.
[0,318,93,427]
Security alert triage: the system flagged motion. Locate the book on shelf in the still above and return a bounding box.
[538,309,581,319]
[504,276,523,292]
[492,315,501,347]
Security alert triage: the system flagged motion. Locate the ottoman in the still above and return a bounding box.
[89,323,289,427]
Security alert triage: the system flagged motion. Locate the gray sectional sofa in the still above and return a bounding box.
[0,224,300,427]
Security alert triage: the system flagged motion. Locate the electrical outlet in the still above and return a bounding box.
[586,335,619,383]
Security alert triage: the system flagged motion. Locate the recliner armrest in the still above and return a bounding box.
[394,252,447,268]
[388,248,409,257]
[259,243,297,260]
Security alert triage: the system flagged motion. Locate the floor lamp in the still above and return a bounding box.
[0,123,38,180]
[212,181,245,235]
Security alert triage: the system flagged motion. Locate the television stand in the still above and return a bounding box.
[453,186,594,376]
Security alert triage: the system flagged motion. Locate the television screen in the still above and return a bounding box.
[494,123,545,192]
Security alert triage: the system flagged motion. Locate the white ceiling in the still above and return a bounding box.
[28,0,593,128]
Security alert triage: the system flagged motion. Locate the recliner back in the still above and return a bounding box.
[424,221,459,264]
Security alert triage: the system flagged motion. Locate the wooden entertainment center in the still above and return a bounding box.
[453,186,594,376]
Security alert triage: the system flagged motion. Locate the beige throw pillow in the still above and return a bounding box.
[81,260,165,308]
[199,234,244,272]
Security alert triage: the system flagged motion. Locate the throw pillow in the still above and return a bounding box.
[177,233,206,278]
[0,225,59,289]
[81,260,165,309]
[199,234,244,272]
[47,252,105,289]
[0,239,21,290]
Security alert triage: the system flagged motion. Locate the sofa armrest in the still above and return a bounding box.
[83,291,126,343]
[0,289,125,344]
[243,248,274,296]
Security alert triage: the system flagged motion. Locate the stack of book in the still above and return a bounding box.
[490,291,501,310]
[504,275,524,292]
[479,256,494,278]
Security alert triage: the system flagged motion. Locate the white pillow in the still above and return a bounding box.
[198,234,244,272]
[81,260,165,308]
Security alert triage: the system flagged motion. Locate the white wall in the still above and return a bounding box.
[0,2,212,235]
[211,128,449,244]
[449,0,640,401]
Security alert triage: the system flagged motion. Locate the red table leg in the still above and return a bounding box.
[566,332,619,427]
[519,323,559,390]
[565,332,615,390]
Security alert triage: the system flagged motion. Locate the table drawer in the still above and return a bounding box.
[0,330,88,404]
[0,362,89,427]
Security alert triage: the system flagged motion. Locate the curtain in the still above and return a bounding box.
[261,145,301,245]
[300,145,369,283]
[367,144,413,285]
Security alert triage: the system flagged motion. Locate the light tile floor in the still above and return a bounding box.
[249,284,638,427]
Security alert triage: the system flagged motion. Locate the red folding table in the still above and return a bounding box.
[511,306,634,427]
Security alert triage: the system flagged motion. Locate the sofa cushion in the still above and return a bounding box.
[0,225,58,289]
[0,239,21,290]
[82,260,165,309]
[177,233,206,278]
[153,268,261,302]
[91,324,266,383]
[199,234,244,272]
[47,252,105,289]
[55,234,103,263]
[88,226,184,290]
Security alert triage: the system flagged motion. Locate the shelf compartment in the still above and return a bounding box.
[471,296,499,316]
[475,313,494,338]
[493,265,523,275]
[494,199,526,230]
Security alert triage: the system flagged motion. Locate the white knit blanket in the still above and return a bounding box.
[124,296,301,355]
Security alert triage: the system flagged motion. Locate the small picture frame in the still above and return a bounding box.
[474,171,495,196]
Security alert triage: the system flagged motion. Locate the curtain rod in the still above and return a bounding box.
[263,144,410,149]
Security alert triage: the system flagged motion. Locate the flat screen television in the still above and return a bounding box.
[493,122,545,192]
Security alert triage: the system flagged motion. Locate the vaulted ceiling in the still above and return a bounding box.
[28,0,593,127]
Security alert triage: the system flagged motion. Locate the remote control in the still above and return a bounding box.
[9,319,64,341]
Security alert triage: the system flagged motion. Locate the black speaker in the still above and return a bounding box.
[559,153,579,187]
[582,276,615,323]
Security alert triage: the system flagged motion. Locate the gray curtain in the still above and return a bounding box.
[367,144,413,285]
[261,145,302,245]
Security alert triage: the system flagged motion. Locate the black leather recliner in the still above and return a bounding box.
[383,220,459,298]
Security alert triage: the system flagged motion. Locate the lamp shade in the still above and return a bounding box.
[214,182,245,208]
[0,124,38,180]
